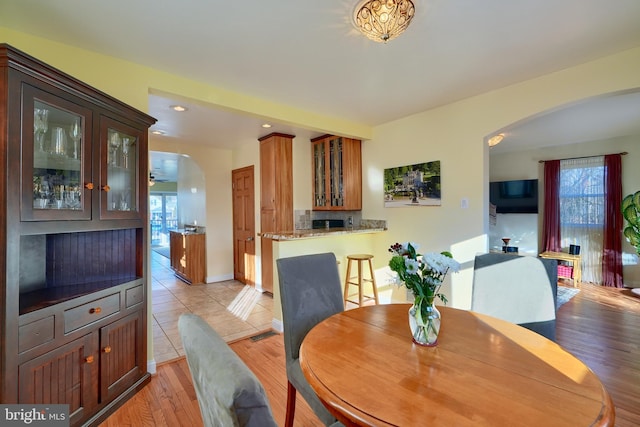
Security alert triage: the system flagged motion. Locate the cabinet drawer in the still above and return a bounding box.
[126,285,144,308]
[19,315,55,353]
[64,293,120,333]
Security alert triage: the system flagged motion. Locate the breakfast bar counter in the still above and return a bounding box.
[264,221,386,326]
[260,225,386,241]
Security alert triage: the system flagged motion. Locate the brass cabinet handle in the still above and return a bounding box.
[85,183,94,190]
[89,307,102,314]
[85,355,94,364]
[103,346,112,354]
[102,185,110,192]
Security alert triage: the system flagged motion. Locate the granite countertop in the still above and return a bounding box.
[171,229,206,235]
[260,226,387,241]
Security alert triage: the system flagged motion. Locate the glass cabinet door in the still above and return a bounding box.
[100,117,142,219]
[21,85,92,221]
[313,141,327,207]
[329,137,344,207]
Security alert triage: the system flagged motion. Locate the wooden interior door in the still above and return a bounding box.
[232,166,256,285]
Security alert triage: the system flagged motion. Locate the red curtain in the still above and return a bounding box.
[542,160,561,252]
[602,154,623,287]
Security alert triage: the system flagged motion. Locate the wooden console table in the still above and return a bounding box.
[539,251,581,287]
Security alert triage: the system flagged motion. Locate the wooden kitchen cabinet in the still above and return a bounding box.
[311,135,362,210]
[259,133,293,293]
[1,44,155,426]
[169,231,206,284]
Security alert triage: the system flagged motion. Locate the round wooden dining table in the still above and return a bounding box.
[299,304,614,427]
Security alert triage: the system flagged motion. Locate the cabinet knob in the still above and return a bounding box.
[85,183,94,190]
[89,307,102,314]
[103,346,112,354]
[102,185,111,192]
[85,355,94,364]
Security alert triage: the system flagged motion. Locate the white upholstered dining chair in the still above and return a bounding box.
[471,252,558,341]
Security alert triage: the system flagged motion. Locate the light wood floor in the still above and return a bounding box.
[101,283,640,427]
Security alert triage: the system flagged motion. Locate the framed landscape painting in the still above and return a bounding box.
[384,160,441,207]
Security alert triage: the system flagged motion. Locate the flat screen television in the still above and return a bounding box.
[489,179,538,214]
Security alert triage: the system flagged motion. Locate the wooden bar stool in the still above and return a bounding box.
[344,254,379,307]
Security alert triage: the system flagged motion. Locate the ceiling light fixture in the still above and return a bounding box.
[353,0,415,43]
[151,130,166,135]
[262,123,272,128]
[488,133,505,147]
[170,105,187,112]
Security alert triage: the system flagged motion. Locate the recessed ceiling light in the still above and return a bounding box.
[151,130,166,135]
[170,105,188,112]
[488,133,505,147]
[262,123,272,128]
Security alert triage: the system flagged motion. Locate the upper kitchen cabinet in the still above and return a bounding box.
[260,133,293,232]
[311,135,362,211]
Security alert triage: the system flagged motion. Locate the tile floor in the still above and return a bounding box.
[150,249,274,364]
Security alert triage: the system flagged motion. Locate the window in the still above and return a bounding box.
[559,157,604,283]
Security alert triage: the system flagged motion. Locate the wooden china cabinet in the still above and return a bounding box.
[311,134,362,211]
[0,44,156,426]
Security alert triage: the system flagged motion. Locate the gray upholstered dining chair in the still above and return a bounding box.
[178,313,277,427]
[471,252,558,341]
[276,253,345,427]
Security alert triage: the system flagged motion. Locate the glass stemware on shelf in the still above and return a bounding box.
[109,132,121,166]
[68,118,81,160]
[34,108,49,152]
[121,137,132,169]
[34,175,51,209]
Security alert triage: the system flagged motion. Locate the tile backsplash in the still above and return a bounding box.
[294,210,367,230]
[294,210,312,230]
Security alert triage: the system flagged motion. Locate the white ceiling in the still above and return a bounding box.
[2,0,640,177]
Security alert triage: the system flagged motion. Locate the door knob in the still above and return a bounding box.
[246,237,254,241]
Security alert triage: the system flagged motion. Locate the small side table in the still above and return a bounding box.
[539,251,581,287]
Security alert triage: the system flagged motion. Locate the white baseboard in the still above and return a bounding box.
[206,273,234,283]
[147,359,157,375]
[271,318,283,333]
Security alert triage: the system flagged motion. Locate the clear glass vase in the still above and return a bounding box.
[408,296,440,346]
